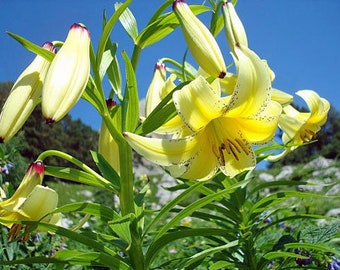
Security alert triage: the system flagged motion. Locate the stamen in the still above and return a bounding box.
[8,224,23,241]
[218,144,226,165]
[227,143,239,161]
[8,224,30,242]
[235,138,250,155]
[300,129,316,142]
[226,139,241,153]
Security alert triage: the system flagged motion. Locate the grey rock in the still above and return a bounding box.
[326,208,340,217]
[275,166,294,180]
[303,156,334,170]
[297,178,325,193]
[326,184,340,196]
[258,172,275,182]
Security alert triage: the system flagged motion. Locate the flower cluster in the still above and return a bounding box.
[124,0,330,181]
[0,23,90,143]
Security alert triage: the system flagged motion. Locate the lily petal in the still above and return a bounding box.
[169,144,218,181]
[173,76,226,131]
[226,45,271,117]
[236,100,282,144]
[296,90,330,125]
[271,88,293,106]
[123,131,200,166]
[17,185,58,222]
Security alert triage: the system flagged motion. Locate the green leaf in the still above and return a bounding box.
[29,221,124,260]
[179,241,239,269]
[82,75,106,114]
[108,213,135,248]
[90,150,121,193]
[54,250,110,266]
[115,2,138,42]
[300,222,340,244]
[44,165,117,193]
[99,43,118,80]
[284,242,340,255]
[136,5,210,48]
[53,250,131,269]
[106,43,123,99]
[6,32,55,61]
[138,102,177,135]
[121,51,139,132]
[143,181,205,236]
[145,228,230,267]
[96,0,132,69]
[152,179,249,241]
[209,1,225,37]
[263,251,311,261]
[53,202,120,222]
[209,261,235,270]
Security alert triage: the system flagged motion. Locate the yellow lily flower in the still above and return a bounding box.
[0,161,61,239]
[0,42,55,143]
[42,23,90,123]
[172,0,226,78]
[267,90,330,161]
[124,45,282,180]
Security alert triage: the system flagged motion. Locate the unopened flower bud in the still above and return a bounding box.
[222,1,248,55]
[173,0,226,78]
[98,101,120,174]
[145,62,167,116]
[98,122,120,174]
[0,42,55,143]
[42,23,90,123]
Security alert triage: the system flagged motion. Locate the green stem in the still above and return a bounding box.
[131,44,142,71]
[119,141,145,269]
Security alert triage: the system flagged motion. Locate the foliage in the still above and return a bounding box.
[0,0,338,270]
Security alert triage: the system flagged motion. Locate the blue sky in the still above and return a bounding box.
[1,0,339,131]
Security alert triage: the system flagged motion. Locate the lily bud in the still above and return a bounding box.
[0,161,61,234]
[42,23,90,123]
[0,42,56,143]
[173,0,226,78]
[145,62,167,116]
[98,100,120,174]
[222,1,248,55]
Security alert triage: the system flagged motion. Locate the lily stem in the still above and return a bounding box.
[119,141,145,270]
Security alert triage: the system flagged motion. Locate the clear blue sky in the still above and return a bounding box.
[1,0,339,131]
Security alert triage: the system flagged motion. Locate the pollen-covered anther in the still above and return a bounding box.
[234,138,250,155]
[7,224,30,242]
[300,129,316,143]
[212,144,225,166]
